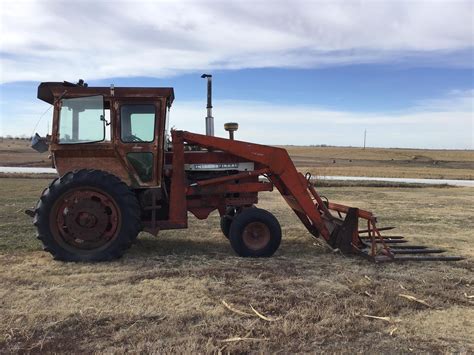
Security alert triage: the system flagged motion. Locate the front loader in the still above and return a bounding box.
[29,78,462,262]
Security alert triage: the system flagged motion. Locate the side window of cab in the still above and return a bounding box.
[120,104,156,143]
[120,104,157,182]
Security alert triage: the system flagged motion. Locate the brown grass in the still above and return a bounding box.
[0,139,50,167]
[283,146,474,180]
[0,178,473,353]
[283,145,474,162]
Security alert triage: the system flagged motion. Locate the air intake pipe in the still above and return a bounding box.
[201,74,214,136]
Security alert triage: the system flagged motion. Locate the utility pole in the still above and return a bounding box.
[363,129,367,150]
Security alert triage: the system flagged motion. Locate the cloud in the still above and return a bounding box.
[169,89,473,149]
[415,89,474,112]
[1,0,473,83]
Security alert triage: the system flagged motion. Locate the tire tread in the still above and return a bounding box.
[229,208,281,257]
[34,169,141,261]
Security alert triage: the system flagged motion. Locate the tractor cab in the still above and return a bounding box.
[37,81,174,187]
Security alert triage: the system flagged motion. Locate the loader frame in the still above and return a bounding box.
[161,131,462,262]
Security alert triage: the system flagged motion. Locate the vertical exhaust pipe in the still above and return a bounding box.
[201,74,214,136]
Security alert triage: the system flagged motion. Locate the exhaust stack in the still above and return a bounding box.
[201,74,214,136]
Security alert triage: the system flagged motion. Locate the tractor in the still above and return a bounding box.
[30,77,461,262]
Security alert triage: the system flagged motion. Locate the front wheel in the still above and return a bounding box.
[229,208,281,257]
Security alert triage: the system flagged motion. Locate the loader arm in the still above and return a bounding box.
[176,131,463,262]
[178,131,333,239]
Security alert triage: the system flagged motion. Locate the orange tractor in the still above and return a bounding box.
[30,77,461,262]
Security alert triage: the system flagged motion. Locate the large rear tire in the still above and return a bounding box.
[34,169,141,261]
[229,208,281,257]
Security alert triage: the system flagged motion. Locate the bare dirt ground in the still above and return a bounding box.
[1,138,473,180]
[1,178,472,353]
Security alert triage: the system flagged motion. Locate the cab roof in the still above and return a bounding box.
[37,81,175,105]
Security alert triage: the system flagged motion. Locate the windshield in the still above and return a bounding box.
[59,95,105,144]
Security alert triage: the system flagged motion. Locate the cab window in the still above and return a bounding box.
[120,104,156,143]
[59,95,105,144]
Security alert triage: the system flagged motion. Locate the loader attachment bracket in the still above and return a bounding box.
[329,207,359,254]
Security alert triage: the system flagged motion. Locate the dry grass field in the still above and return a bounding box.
[1,178,473,353]
[284,146,474,180]
[1,138,473,180]
[0,139,50,168]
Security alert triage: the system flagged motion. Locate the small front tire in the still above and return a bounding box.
[229,208,281,257]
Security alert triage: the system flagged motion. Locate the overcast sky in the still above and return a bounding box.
[0,0,473,148]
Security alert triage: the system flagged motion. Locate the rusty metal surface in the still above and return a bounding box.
[168,131,187,226]
[57,158,132,185]
[242,222,271,251]
[187,182,272,195]
[38,82,174,105]
[50,187,121,252]
[47,86,169,188]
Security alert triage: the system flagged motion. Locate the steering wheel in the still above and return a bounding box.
[124,134,143,142]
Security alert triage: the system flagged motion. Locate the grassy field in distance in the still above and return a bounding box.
[1,178,472,353]
[283,145,474,180]
[0,139,50,167]
[1,138,473,180]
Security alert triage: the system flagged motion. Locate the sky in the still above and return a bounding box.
[0,0,473,149]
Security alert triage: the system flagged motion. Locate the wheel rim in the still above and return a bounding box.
[50,187,121,252]
[242,222,271,251]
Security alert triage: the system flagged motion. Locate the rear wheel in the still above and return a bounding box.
[229,208,281,257]
[34,169,141,261]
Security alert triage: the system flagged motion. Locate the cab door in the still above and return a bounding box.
[115,99,162,187]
